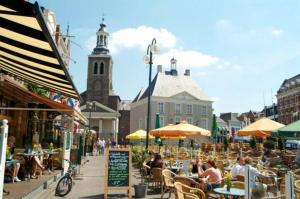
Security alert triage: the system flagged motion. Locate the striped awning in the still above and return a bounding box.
[0,0,80,99]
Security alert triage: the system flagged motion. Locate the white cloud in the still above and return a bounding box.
[154,49,219,68]
[193,71,208,77]
[84,26,177,54]
[271,29,283,37]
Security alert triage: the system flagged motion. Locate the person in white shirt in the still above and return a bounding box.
[231,157,245,178]
[100,138,106,155]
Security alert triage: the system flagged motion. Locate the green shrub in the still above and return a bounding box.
[263,140,275,150]
[277,138,284,150]
[250,137,257,149]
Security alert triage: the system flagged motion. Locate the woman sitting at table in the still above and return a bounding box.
[7,136,21,182]
[197,159,222,191]
[25,141,45,179]
[150,153,163,169]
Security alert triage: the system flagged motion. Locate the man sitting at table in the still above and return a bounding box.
[7,136,21,182]
[197,159,222,191]
[231,157,245,179]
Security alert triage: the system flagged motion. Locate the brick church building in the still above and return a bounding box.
[80,18,130,144]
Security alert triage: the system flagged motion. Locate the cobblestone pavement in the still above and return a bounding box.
[35,155,175,199]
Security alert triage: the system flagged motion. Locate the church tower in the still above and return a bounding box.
[86,17,113,106]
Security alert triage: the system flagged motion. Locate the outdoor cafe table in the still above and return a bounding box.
[166,165,183,173]
[5,159,19,167]
[214,186,245,199]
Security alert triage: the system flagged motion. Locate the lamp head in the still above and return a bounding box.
[143,55,150,64]
[151,43,160,53]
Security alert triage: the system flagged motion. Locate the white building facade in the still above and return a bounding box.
[130,58,213,143]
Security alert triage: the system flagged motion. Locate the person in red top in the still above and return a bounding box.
[197,159,222,191]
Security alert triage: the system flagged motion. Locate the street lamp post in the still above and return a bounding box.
[85,101,95,156]
[143,38,160,150]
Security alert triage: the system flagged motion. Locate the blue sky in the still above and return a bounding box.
[37,0,300,115]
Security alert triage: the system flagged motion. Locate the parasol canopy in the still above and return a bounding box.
[126,129,154,140]
[272,120,300,139]
[150,121,211,137]
[237,117,284,138]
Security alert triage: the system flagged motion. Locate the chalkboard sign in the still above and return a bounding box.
[108,150,129,187]
[105,148,132,199]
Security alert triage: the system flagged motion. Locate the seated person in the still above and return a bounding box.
[191,156,206,174]
[231,157,245,178]
[198,159,222,191]
[6,136,21,182]
[24,141,44,179]
[244,157,262,188]
[150,153,163,169]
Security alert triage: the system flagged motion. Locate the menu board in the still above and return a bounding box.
[104,148,132,199]
[108,150,129,187]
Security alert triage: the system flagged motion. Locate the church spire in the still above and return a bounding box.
[93,15,109,55]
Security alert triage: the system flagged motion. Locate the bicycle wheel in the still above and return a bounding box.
[55,176,72,197]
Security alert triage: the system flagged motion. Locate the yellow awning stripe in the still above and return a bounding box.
[0,6,16,12]
[0,28,52,51]
[0,50,64,75]
[0,62,73,89]
[0,14,42,31]
[0,65,77,96]
[0,42,59,65]
[0,57,68,83]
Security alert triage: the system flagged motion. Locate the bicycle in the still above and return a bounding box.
[55,159,76,197]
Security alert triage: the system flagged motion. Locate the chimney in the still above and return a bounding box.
[157,65,162,73]
[184,69,190,76]
[55,24,60,44]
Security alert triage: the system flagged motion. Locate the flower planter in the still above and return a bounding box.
[134,184,148,198]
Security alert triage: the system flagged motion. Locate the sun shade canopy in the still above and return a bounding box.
[150,121,211,137]
[0,0,80,99]
[126,130,155,140]
[237,117,284,138]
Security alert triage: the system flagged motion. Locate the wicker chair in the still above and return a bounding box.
[161,169,177,198]
[149,168,163,190]
[232,181,245,189]
[174,176,201,189]
[236,175,245,182]
[174,182,206,199]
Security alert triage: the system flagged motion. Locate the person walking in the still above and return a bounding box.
[100,138,106,155]
[96,138,101,156]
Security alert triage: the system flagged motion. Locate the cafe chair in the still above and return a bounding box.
[174,176,201,189]
[232,181,245,189]
[262,195,285,199]
[149,168,163,190]
[174,182,206,199]
[161,169,177,199]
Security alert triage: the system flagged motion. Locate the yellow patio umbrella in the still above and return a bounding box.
[126,129,155,140]
[150,121,211,137]
[237,117,285,138]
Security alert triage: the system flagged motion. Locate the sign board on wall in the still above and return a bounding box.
[104,148,131,199]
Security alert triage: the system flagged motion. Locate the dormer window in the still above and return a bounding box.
[93,62,98,74]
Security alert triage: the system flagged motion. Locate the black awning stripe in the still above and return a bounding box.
[0,46,60,69]
[1,69,77,98]
[0,63,76,94]
[0,62,73,90]
[0,59,68,84]
[0,35,54,58]
[0,55,66,79]
[0,0,35,17]
[0,16,45,42]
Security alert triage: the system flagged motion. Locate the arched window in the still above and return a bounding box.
[100,62,104,74]
[93,62,98,74]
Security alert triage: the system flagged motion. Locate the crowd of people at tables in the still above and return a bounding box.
[144,148,283,193]
[5,136,55,182]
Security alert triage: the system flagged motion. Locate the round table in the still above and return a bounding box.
[214,186,245,199]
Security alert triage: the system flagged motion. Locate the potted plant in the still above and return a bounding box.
[132,148,148,198]
[224,171,233,191]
